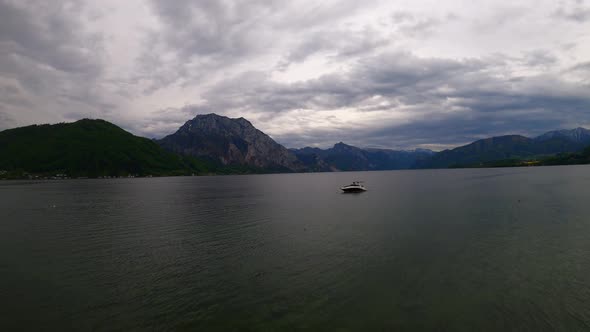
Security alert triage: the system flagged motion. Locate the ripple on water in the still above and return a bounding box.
[2,167,590,330]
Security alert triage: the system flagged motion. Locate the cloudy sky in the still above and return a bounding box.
[0,0,589,150]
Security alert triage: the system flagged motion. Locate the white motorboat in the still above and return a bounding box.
[341,181,367,192]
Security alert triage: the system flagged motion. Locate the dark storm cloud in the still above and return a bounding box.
[284,28,389,64]
[281,108,564,150]
[0,1,101,76]
[279,10,454,69]
[1,0,588,150]
[278,100,584,150]
[198,52,486,113]
[147,0,276,58]
[570,61,590,70]
[0,0,108,125]
[390,11,455,38]
[568,61,590,79]
[174,51,590,149]
[135,1,590,148]
[359,111,565,149]
[554,0,590,22]
[139,0,380,92]
[521,50,558,68]
[136,0,280,92]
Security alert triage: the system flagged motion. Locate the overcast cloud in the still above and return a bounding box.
[0,0,589,150]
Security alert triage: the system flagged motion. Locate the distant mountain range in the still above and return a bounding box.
[291,142,434,171]
[0,114,589,178]
[158,114,434,172]
[418,128,590,168]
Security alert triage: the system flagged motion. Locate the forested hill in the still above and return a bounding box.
[0,119,210,178]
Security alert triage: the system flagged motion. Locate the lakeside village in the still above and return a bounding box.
[0,170,205,180]
[0,170,152,180]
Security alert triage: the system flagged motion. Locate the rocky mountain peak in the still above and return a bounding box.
[333,142,361,152]
[535,127,590,143]
[158,113,304,172]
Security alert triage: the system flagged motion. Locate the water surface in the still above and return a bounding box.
[2,166,590,330]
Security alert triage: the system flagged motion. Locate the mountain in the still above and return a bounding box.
[158,114,304,172]
[0,119,210,178]
[418,128,590,168]
[292,142,434,171]
[417,135,536,168]
[2,116,587,178]
[535,127,590,144]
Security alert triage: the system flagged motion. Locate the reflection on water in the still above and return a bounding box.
[2,166,590,330]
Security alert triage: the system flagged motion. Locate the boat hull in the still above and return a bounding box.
[341,187,367,193]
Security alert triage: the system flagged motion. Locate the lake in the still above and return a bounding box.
[2,166,590,331]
